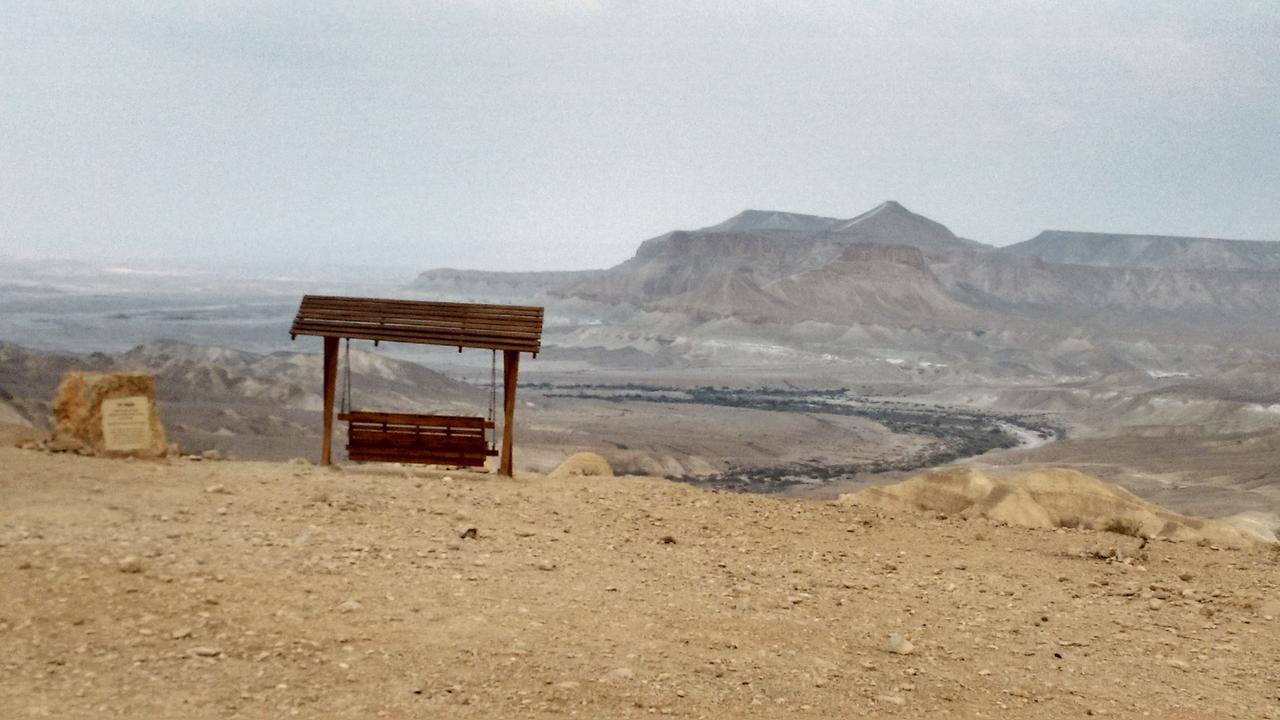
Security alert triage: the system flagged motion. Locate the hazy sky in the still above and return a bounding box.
[2,1,1278,271]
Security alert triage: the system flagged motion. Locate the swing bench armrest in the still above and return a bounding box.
[338,411,494,430]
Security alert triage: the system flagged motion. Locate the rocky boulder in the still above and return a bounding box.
[52,372,168,458]
[841,466,1262,547]
[548,452,614,479]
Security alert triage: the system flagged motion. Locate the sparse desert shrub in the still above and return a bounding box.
[1057,516,1084,530]
[1103,518,1145,538]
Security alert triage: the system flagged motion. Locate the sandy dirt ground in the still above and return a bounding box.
[2,446,1278,719]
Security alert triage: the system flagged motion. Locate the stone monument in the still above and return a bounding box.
[52,372,168,458]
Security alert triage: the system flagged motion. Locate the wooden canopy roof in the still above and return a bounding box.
[290,295,544,354]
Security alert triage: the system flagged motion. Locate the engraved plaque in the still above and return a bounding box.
[101,396,152,451]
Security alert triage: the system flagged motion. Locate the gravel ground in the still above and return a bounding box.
[2,447,1278,719]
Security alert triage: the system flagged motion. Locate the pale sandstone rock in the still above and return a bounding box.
[548,452,614,479]
[841,466,1260,548]
[885,633,915,655]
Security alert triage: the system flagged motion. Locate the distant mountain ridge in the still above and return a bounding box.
[407,201,1280,380]
[692,201,987,254]
[411,201,987,303]
[586,201,986,308]
[1004,230,1280,271]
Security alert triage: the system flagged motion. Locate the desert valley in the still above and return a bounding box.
[4,200,1280,527]
[5,202,1280,718]
[9,2,1280,715]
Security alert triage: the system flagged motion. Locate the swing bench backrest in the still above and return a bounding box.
[339,410,497,467]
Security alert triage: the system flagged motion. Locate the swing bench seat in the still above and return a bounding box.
[338,411,497,467]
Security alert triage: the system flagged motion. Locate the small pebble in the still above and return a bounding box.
[885,633,915,655]
[601,667,635,683]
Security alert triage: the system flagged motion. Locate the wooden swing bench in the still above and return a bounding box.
[338,410,497,467]
[290,294,544,476]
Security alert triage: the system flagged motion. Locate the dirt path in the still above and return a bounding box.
[1,447,1277,718]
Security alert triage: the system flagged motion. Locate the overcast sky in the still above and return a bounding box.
[2,1,1278,271]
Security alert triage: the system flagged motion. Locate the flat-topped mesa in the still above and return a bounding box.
[1004,230,1280,271]
[699,209,841,235]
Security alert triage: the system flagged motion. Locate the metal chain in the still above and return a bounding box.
[341,338,352,414]
[488,349,497,448]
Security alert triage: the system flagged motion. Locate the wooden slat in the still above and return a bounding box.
[294,331,536,351]
[348,435,489,454]
[292,323,539,346]
[348,427,485,442]
[347,449,494,466]
[302,307,542,322]
[346,445,497,460]
[349,432,486,447]
[348,426,486,439]
[297,299,543,324]
[339,411,493,429]
[296,305,543,326]
[349,438,486,452]
[291,328,540,352]
[346,442,495,456]
[302,294,544,315]
[291,294,544,352]
[295,311,542,331]
[296,316,543,334]
[347,423,488,436]
[348,450,491,461]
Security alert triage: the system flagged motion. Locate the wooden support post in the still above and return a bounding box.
[500,350,520,477]
[321,336,339,466]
